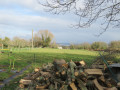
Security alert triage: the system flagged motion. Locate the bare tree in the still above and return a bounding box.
[13,37,21,48]
[12,37,30,48]
[38,0,120,35]
[34,30,54,47]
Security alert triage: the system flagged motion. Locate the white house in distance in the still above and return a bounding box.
[58,46,62,49]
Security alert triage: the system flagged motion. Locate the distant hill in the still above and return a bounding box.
[56,43,70,46]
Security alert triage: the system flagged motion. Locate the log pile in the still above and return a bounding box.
[18,59,120,90]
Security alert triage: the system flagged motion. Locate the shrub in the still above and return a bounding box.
[91,42,108,50]
[109,41,120,50]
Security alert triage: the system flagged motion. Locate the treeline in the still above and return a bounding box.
[0,30,120,50]
[0,30,57,49]
[62,41,120,51]
[0,37,31,48]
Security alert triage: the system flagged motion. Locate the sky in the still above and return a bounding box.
[0,0,120,44]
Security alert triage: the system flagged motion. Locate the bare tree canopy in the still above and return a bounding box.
[38,0,120,34]
[34,30,54,47]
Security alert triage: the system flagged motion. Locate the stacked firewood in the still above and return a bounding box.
[18,59,120,90]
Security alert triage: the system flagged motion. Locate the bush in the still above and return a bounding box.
[109,41,120,50]
[69,44,82,49]
[69,43,91,50]
[49,43,58,49]
[81,43,91,50]
[62,46,70,49]
[91,42,108,50]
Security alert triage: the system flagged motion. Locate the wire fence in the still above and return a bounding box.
[1,48,120,71]
[91,49,120,66]
[0,48,99,71]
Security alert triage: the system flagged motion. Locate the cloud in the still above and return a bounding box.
[0,9,76,40]
[0,0,43,12]
[0,10,73,29]
[0,0,120,44]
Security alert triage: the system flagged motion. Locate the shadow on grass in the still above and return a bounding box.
[0,52,98,70]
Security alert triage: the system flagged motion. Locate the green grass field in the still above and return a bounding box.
[11,48,98,66]
[0,48,98,89]
[1,48,120,89]
[1,48,98,65]
[0,48,98,79]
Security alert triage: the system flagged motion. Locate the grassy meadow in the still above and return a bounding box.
[1,48,120,89]
[0,48,98,79]
[0,48,98,89]
[11,48,98,66]
[0,48,98,67]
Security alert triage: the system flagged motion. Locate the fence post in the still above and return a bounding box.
[8,52,9,61]
[34,53,36,68]
[2,44,3,49]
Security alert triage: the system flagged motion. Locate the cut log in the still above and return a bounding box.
[23,76,31,80]
[49,84,55,90]
[84,69,103,75]
[93,79,118,90]
[36,84,49,90]
[107,61,114,64]
[74,60,86,67]
[31,72,40,80]
[19,79,32,85]
[93,79,104,90]
[34,68,40,72]
[61,71,66,75]
[104,87,117,90]
[69,83,77,90]
[74,71,79,76]
[77,79,87,90]
[99,76,105,82]
[117,82,120,87]
[19,84,24,89]
[60,85,68,90]
[55,82,58,90]
[53,59,66,71]
[54,79,65,84]
[40,71,51,77]
[79,60,86,66]
[62,64,68,68]
[55,72,60,77]
[106,80,112,87]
